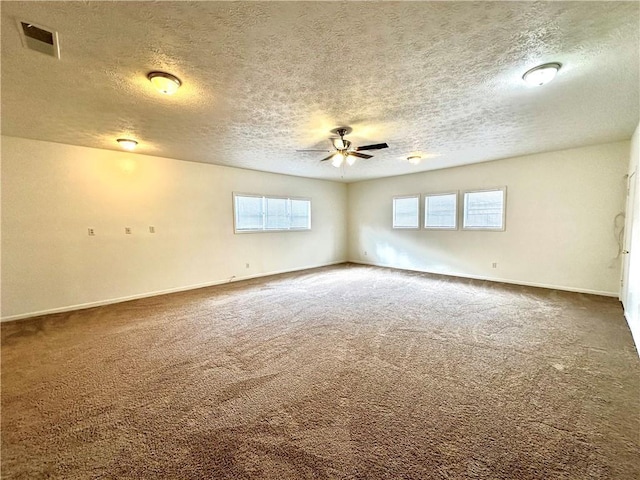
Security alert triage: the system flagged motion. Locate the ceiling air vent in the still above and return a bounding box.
[18,21,60,59]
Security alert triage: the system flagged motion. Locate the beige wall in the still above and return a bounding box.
[347,141,629,296]
[2,136,632,321]
[1,136,348,320]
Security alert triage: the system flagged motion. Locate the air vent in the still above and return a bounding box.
[18,20,60,59]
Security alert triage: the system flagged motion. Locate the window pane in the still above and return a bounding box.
[235,196,263,230]
[463,189,505,229]
[290,199,310,229]
[265,197,289,229]
[425,193,457,229]
[393,196,419,228]
[234,194,311,233]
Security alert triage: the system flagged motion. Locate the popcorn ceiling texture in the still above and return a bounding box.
[1,1,638,182]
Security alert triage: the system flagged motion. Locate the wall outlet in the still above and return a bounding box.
[125,227,132,234]
[364,251,368,256]
[149,226,155,233]
[88,228,95,236]
[245,263,250,268]
[492,262,498,268]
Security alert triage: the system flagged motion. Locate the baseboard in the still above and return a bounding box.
[349,260,619,298]
[2,260,619,322]
[1,260,347,322]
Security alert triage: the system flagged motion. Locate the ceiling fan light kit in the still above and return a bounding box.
[299,126,389,168]
[331,153,345,167]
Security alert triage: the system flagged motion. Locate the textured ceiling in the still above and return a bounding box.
[1,1,639,182]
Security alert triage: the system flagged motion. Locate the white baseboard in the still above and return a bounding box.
[2,260,619,322]
[1,260,346,322]
[349,260,619,297]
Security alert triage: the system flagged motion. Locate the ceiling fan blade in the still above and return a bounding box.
[355,143,389,151]
[348,151,373,159]
[320,153,336,162]
[296,149,332,152]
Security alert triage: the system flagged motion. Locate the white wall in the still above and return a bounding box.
[2,136,632,321]
[1,136,347,320]
[347,141,629,296]
[622,124,640,348]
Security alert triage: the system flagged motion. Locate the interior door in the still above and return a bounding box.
[621,170,636,308]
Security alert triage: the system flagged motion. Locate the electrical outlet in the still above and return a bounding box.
[88,228,95,236]
[149,226,155,233]
[492,262,498,268]
[364,251,368,256]
[125,227,132,234]
[245,263,250,268]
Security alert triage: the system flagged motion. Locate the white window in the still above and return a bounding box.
[424,192,457,230]
[290,199,311,229]
[462,187,506,231]
[234,194,311,233]
[265,197,288,230]
[234,195,263,231]
[393,195,420,229]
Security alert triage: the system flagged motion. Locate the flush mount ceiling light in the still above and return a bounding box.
[407,155,422,165]
[116,138,138,151]
[147,71,182,95]
[522,62,561,87]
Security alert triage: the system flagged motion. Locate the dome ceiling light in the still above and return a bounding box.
[522,62,561,87]
[147,71,182,95]
[116,138,138,150]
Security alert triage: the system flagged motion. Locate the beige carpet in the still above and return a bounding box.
[2,264,639,479]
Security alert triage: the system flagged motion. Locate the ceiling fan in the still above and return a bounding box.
[297,127,389,167]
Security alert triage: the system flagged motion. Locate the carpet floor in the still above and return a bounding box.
[2,264,639,479]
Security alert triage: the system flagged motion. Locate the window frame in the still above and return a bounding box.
[233,193,311,234]
[423,191,459,231]
[392,194,421,230]
[461,187,507,231]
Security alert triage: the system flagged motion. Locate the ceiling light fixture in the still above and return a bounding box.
[147,71,182,95]
[331,152,345,168]
[407,155,422,165]
[522,62,561,87]
[116,138,138,151]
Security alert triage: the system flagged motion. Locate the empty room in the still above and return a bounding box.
[1,1,639,479]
